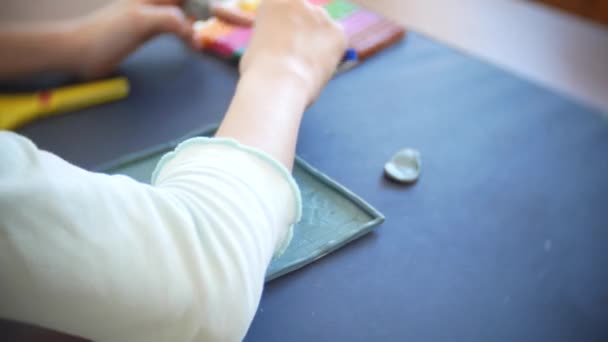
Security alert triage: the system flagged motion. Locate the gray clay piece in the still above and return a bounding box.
[384,148,421,183]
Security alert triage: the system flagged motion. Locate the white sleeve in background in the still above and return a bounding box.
[0,131,302,341]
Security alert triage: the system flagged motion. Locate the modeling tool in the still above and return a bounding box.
[0,77,129,130]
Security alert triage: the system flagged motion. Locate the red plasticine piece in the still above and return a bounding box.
[209,40,234,58]
[38,91,52,107]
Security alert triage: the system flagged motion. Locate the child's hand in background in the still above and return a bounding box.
[71,0,193,78]
[0,0,193,79]
[240,0,347,104]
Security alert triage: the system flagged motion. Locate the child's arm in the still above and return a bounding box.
[0,0,345,340]
[216,0,346,169]
[0,0,192,80]
[0,22,79,79]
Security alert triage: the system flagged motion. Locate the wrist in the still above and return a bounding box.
[219,54,312,169]
[240,54,317,104]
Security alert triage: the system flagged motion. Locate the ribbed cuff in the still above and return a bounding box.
[151,137,302,256]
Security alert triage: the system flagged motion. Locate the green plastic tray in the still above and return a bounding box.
[98,126,384,281]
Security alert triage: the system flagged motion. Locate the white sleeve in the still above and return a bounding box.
[0,131,302,342]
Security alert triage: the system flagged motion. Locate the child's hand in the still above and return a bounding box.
[239,0,347,104]
[70,0,193,78]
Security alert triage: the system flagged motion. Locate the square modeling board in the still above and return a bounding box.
[99,126,384,281]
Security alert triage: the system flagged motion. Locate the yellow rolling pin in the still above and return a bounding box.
[0,77,129,131]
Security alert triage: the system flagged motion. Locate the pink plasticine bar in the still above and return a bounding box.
[349,19,405,60]
[219,28,253,50]
[308,0,331,5]
[341,10,381,37]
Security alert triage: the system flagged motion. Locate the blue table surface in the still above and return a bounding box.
[3,32,608,341]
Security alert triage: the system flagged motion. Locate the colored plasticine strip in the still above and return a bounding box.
[193,18,235,48]
[193,0,405,69]
[232,48,246,61]
[336,48,359,74]
[210,41,234,58]
[208,25,252,57]
[341,10,381,38]
[324,0,359,20]
[349,19,406,60]
[343,48,358,63]
[219,27,253,50]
